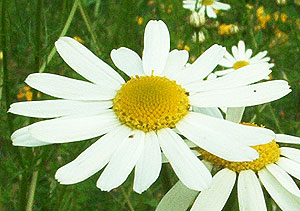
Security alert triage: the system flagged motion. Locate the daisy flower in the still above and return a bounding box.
[9,20,290,193]
[183,0,231,19]
[216,40,275,77]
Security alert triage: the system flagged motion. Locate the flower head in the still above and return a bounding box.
[9,20,290,193]
[183,0,231,19]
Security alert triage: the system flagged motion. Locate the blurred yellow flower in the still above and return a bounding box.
[17,86,33,101]
[167,5,173,13]
[246,4,253,10]
[184,45,190,52]
[218,23,238,35]
[273,11,280,22]
[73,36,84,44]
[147,1,154,5]
[256,6,271,29]
[0,51,3,61]
[137,17,144,25]
[281,13,288,23]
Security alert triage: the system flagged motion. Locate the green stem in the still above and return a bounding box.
[250,104,267,123]
[120,186,135,211]
[25,171,39,211]
[268,104,283,133]
[38,0,79,73]
[78,0,102,55]
[94,0,101,17]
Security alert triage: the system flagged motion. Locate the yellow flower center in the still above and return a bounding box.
[199,123,281,172]
[113,75,190,132]
[202,0,214,6]
[233,60,250,70]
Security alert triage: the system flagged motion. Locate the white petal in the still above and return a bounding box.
[189,80,291,107]
[214,68,235,76]
[266,163,300,198]
[133,131,162,194]
[176,112,264,161]
[55,37,124,88]
[163,50,189,79]
[9,100,112,118]
[191,169,236,211]
[206,6,217,18]
[212,2,231,10]
[258,168,300,211]
[97,130,145,191]
[276,157,300,181]
[110,47,144,77]
[238,170,267,211]
[184,62,271,92]
[232,45,240,60]
[177,111,275,153]
[156,180,199,211]
[175,44,225,85]
[276,134,300,144]
[192,106,224,119]
[237,41,246,60]
[245,49,253,60]
[224,50,236,63]
[21,111,120,143]
[225,107,245,123]
[280,147,300,164]
[158,128,212,191]
[249,51,268,63]
[55,125,131,184]
[25,73,116,100]
[218,58,233,67]
[11,126,50,147]
[142,20,170,76]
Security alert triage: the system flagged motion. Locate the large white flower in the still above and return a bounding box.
[216,40,275,77]
[183,0,231,18]
[9,20,290,193]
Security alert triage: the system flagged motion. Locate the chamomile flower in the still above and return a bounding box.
[183,0,231,19]
[216,40,275,77]
[9,20,290,193]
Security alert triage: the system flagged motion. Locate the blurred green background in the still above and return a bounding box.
[1,0,300,210]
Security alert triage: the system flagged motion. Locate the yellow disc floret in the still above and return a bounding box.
[113,75,190,132]
[199,123,280,173]
[233,60,250,70]
[202,0,214,6]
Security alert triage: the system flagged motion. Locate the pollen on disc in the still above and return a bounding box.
[113,75,190,132]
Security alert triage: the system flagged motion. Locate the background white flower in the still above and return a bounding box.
[183,0,231,18]
[9,20,290,194]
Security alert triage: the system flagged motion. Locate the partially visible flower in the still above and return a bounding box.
[189,11,206,28]
[73,36,84,44]
[281,13,288,22]
[256,6,271,29]
[0,51,3,61]
[17,86,33,101]
[246,4,253,10]
[137,16,144,25]
[192,31,205,43]
[218,23,238,35]
[216,40,274,77]
[183,45,190,52]
[276,0,287,4]
[167,4,173,13]
[269,29,289,47]
[183,0,231,19]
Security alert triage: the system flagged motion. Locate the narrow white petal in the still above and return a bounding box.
[55,37,124,88]
[163,50,189,79]
[189,80,291,107]
[177,112,275,157]
[266,163,300,198]
[133,131,162,194]
[156,180,199,211]
[225,107,245,123]
[97,130,145,191]
[184,62,271,92]
[232,45,240,60]
[280,147,300,164]
[206,6,217,18]
[276,134,300,144]
[25,73,116,100]
[55,125,131,184]
[9,100,112,118]
[238,170,267,211]
[24,111,120,143]
[158,128,212,191]
[212,2,231,10]
[11,126,50,147]
[218,58,233,67]
[175,44,225,84]
[249,51,268,63]
[245,49,253,60]
[176,112,264,161]
[142,20,170,76]
[110,47,144,77]
[214,68,235,76]
[258,168,300,211]
[237,41,246,60]
[192,106,224,119]
[191,169,236,211]
[224,50,236,63]
[276,157,300,181]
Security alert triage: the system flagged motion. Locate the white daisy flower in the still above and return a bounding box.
[9,20,290,194]
[216,40,275,77]
[183,0,231,19]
